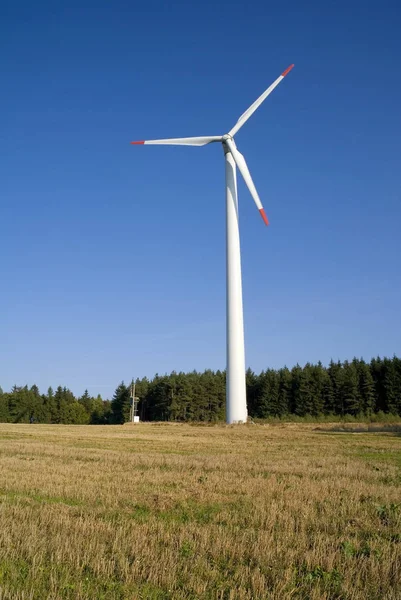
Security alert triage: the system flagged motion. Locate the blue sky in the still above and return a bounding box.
[1,0,400,398]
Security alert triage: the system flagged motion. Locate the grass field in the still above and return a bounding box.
[0,422,400,600]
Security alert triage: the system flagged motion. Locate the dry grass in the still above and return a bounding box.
[0,422,400,599]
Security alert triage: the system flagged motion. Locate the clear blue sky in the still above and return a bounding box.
[1,0,400,398]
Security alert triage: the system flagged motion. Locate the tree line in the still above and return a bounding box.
[1,356,400,424]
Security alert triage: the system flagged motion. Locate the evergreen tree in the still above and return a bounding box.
[212,370,226,421]
[246,368,259,416]
[308,363,326,415]
[328,360,343,415]
[291,364,304,416]
[278,367,291,416]
[145,376,172,421]
[393,356,401,415]
[371,357,386,412]
[252,370,266,418]
[30,384,40,397]
[8,385,31,422]
[198,370,224,421]
[299,364,313,415]
[355,359,375,414]
[111,382,131,424]
[255,370,280,417]
[382,357,400,414]
[199,371,220,421]
[266,370,280,416]
[44,386,58,423]
[79,389,93,416]
[322,369,335,414]
[340,361,361,415]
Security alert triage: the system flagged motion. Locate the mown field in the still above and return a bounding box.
[0,423,400,600]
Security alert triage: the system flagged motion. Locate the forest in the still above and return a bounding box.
[1,356,400,424]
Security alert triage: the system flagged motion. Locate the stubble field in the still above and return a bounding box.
[0,422,400,600]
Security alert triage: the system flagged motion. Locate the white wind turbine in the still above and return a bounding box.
[131,64,294,423]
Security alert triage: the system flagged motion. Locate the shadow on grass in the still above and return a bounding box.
[314,424,401,436]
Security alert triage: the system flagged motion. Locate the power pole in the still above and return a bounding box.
[130,379,140,423]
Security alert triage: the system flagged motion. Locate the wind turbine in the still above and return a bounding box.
[131,64,294,424]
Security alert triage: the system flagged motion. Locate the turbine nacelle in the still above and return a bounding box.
[131,64,294,227]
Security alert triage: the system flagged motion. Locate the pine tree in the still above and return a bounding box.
[266,370,281,416]
[322,369,335,414]
[340,361,361,415]
[54,386,66,423]
[144,376,172,421]
[111,382,131,424]
[355,359,375,414]
[328,360,343,415]
[308,363,326,415]
[296,364,315,416]
[392,356,401,415]
[246,368,259,416]
[30,384,40,397]
[291,364,303,415]
[191,372,209,421]
[256,370,280,417]
[8,385,30,422]
[44,386,58,423]
[278,368,291,416]
[383,358,398,414]
[201,370,223,422]
[79,389,93,415]
[254,370,267,417]
[371,357,386,412]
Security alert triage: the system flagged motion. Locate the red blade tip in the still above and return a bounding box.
[130,140,145,145]
[281,64,294,77]
[259,208,269,226]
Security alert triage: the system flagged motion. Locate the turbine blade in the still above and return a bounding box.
[225,139,269,226]
[130,136,222,146]
[229,64,294,137]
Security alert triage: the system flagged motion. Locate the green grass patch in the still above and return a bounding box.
[0,557,173,600]
[360,449,401,467]
[129,500,222,525]
[291,563,344,599]
[0,489,83,507]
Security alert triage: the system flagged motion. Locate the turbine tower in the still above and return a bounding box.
[131,64,294,423]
